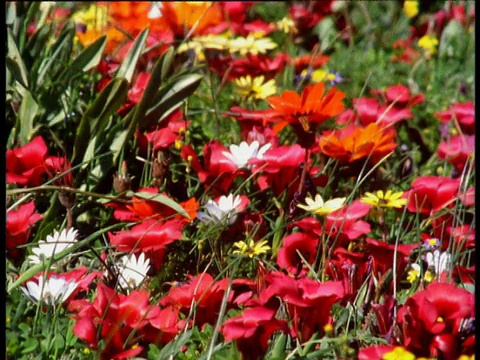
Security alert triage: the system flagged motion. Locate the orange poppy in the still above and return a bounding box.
[267,82,345,135]
[161,2,223,38]
[319,122,397,165]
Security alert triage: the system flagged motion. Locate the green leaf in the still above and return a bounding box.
[24,21,52,60]
[116,27,149,83]
[72,77,129,166]
[6,29,29,88]
[130,191,190,219]
[438,20,469,59]
[17,90,39,145]
[142,73,203,130]
[131,49,174,131]
[60,35,107,81]
[155,331,193,359]
[36,20,75,88]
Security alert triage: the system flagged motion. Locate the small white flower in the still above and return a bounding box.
[20,275,78,305]
[221,141,271,169]
[197,193,243,225]
[115,253,151,291]
[425,250,452,275]
[28,228,78,265]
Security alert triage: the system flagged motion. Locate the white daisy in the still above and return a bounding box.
[20,275,78,305]
[28,228,78,265]
[425,250,452,276]
[221,141,271,169]
[197,193,243,225]
[115,253,151,291]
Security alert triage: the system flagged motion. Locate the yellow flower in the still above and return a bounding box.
[382,347,416,360]
[234,75,277,101]
[297,194,346,216]
[276,16,297,34]
[72,3,108,32]
[403,0,419,18]
[360,190,407,208]
[233,239,271,258]
[406,264,420,284]
[228,34,278,56]
[418,35,439,57]
[177,34,230,61]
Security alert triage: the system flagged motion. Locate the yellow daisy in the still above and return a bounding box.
[360,190,407,208]
[233,239,271,258]
[234,75,277,101]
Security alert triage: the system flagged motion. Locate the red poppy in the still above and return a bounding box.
[108,218,184,270]
[358,345,397,360]
[319,122,397,166]
[180,140,244,196]
[437,134,474,173]
[276,232,318,276]
[44,155,74,187]
[258,271,345,343]
[403,176,461,215]
[6,201,43,262]
[434,101,475,135]
[208,53,288,81]
[69,283,161,359]
[160,273,232,327]
[325,247,371,300]
[220,306,288,360]
[363,238,416,285]
[397,281,475,359]
[6,136,49,187]
[267,82,345,147]
[227,106,284,141]
[250,144,312,202]
[324,200,372,248]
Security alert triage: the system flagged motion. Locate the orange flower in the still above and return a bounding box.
[319,122,397,165]
[267,82,345,134]
[161,2,223,37]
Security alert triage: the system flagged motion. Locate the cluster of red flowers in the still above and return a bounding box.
[6,2,475,359]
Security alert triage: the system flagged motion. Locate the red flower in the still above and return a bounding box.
[44,155,74,187]
[108,219,183,270]
[363,238,416,284]
[180,140,245,196]
[6,136,48,186]
[436,134,475,173]
[324,200,372,248]
[69,283,161,359]
[258,271,345,343]
[434,101,475,135]
[276,232,318,276]
[358,345,397,360]
[325,247,370,299]
[397,282,475,359]
[160,273,231,327]
[220,306,288,360]
[208,53,288,81]
[6,201,43,262]
[403,176,461,215]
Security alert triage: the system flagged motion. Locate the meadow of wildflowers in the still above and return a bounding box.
[6,1,475,359]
